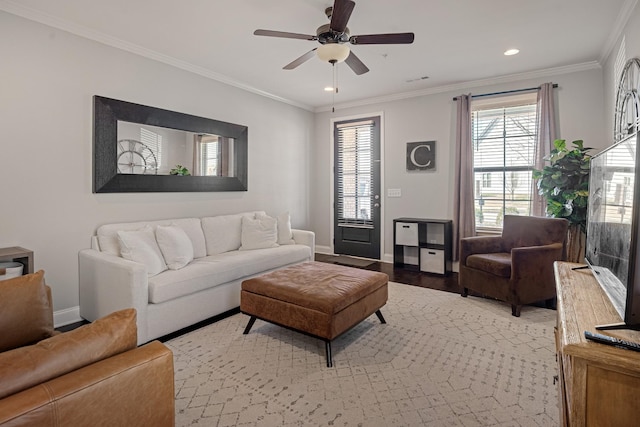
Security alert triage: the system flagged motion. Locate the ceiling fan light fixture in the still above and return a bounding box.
[317,43,350,63]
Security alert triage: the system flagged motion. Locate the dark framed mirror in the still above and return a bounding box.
[93,95,248,193]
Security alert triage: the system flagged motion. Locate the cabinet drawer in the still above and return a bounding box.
[420,248,444,274]
[396,222,418,246]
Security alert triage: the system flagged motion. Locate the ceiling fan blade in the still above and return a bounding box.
[283,48,318,70]
[344,51,369,75]
[330,0,355,33]
[350,32,415,45]
[254,29,317,41]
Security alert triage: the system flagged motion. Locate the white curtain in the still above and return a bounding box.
[453,94,475,261]
[532,83,557,216]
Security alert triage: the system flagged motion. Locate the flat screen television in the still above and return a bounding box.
[585,131,640,330]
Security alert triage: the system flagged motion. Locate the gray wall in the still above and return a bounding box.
[0,12,314,323]
[312,68,607,262]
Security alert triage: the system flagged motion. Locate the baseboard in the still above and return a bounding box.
[315,245,332,255]
[54,306,82,328]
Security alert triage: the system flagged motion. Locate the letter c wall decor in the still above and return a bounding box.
[406,141,436,171]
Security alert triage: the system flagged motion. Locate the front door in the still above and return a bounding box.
[333,116,381,259]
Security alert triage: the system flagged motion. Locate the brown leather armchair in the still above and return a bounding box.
[459,215,569,317]
[0,271,175,426]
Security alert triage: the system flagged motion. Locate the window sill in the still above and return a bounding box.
[475,227,501,236]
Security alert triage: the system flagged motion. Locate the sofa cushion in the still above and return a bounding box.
[0,270,54,352]
[240,215,279,251]
[0,308,137,400]
[466,252,512,277]
[96,217,206,258]
[156,225,194,270]
[202,212,262,255]
[147,244,311,304]
[118,226,167,276]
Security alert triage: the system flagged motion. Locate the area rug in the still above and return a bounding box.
[166,282,558,426]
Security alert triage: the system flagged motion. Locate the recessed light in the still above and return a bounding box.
[324,86,334,92]
[504,48,520,56]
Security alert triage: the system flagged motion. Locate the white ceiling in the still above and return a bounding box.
[2,0,632,111]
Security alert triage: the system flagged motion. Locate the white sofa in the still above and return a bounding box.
[79,211,314,345]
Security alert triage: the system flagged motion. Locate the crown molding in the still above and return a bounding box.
[315,61,602,113]
[0,0,315,112]
[599,0,638,64]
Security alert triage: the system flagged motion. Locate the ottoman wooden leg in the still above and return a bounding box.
[243,316,257,334]
[375,310,386,324]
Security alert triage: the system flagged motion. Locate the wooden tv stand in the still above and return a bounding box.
[554,261,640,426]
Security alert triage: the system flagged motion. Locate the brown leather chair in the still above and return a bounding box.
[459,215,569,317]
[0,270,175,426]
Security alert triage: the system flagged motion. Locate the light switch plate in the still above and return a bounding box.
[387,188,402,197]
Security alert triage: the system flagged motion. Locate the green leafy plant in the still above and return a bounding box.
[532,139,591,231]
[169,165,190,176]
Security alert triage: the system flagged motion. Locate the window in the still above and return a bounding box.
[336,119,374,226]
[200,136,219,176]
[198,135,233,177]
[472,94,537,229]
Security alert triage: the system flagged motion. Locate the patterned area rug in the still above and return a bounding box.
[166,282,558,426]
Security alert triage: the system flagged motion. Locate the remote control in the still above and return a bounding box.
[584,331,640,352]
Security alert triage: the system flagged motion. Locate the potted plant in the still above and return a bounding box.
[170,165,190,176]
[532,139,592,263]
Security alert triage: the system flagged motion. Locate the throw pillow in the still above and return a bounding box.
[0,308,137,400]
[276,211,295,245]
[156,225,195,270]
[240,214,279,251]
[0,270,54,352]
[117,226,167,276]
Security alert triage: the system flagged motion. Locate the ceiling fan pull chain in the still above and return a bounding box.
[332,60,337,112]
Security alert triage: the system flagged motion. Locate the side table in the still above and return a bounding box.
[0,246,34,274]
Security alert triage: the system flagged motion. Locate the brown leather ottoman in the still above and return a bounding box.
[240,261,389,367]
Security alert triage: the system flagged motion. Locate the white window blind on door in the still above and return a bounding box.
[336,119,374,227]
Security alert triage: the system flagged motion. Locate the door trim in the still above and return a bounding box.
[329,111,385,259]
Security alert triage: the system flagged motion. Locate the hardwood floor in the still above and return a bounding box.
[315,253,461,294]
[315,253,556,311]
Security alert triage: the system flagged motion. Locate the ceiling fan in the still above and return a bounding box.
[253,0,415,75]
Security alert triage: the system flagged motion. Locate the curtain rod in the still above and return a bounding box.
[452,83,558,101]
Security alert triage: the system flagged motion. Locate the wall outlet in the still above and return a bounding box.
[387,188,402,197]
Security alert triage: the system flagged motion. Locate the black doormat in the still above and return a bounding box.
[325,255,376,268]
